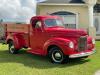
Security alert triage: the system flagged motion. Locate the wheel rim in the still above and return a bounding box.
[9,45,15,53]
[52,50,63,63]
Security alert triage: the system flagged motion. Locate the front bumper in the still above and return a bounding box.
[69,49,96,58]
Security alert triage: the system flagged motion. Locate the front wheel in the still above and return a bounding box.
[48,47,69,64]
[8,41,19,54]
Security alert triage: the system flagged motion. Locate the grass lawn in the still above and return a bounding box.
[0,41,100,75]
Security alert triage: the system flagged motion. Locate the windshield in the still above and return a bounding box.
[44,19,64,27]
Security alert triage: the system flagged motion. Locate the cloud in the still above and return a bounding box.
[0,0,36,23]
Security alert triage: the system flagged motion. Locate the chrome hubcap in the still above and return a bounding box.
[55,52,62,58]
[52,51,63,63]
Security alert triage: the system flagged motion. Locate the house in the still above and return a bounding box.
[37,0,100,40]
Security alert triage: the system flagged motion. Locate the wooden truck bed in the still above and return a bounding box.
[6,24,30,34]
[0,23,30,43]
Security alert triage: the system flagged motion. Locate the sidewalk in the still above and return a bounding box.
[95,70,100,75]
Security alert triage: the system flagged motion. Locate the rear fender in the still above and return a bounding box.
[6,33,26,49]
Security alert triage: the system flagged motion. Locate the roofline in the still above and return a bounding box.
[37,3,86,6]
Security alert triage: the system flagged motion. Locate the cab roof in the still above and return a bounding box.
[31,15,61,20]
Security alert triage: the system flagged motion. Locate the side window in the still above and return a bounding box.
[35,21,42,28]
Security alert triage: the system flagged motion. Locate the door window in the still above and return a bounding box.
[32,20,42,28]
[35,21,42,28]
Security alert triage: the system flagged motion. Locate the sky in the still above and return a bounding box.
[0,0,46,23]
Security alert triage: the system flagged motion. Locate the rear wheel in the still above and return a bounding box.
[8,41,19,54]
[48,47,69,64]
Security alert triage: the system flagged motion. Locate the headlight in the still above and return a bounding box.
[92,38,95,44]
[69,42,74,48]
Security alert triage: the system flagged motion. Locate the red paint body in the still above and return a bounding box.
[5,16,95,57]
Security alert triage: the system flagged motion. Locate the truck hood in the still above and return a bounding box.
[45,27,87,37]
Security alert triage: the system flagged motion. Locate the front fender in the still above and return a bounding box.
[43,37,71,55]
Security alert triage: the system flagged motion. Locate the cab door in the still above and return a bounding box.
[30,19,46,55]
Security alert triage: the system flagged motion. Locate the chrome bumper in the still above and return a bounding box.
[69,49,96,58]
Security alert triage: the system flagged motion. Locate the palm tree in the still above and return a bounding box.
[0,19,3,23]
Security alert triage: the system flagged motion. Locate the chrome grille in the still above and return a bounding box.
[78,36,87,52]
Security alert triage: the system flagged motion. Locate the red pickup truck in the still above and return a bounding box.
[4,15,95,63]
